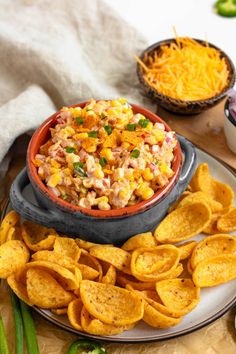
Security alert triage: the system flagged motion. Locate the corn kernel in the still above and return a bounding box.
[142,167,154,181]
[96,196,109,204]
[111,100,122,107]
[119,189,129,200]
[74,133,88,140]
[153,130,165,143]
[50,167,59,174]
[146,122,153,131]
[98,201,111,210]
[119,98,127,104]
[141,187,154,200]
[51,159,61,169]
[65,126,75,136]
[94,168,104,179]
[100,148,113,162]
[33,159,42,167]
[47,173,60,188]
[103,169,113,175]
[107,108,121,116]
[159,163,172,175]
[133,169,142,180]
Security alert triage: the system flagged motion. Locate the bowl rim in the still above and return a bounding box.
[137,37,236,106]
[224,97,236,127]
[27,101,182,218]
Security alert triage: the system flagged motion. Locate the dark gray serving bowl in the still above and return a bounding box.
[10,101,196,245]
[137,38,236,115]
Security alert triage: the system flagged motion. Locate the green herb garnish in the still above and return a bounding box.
[75,117,84,125]
[99,157,107,167]
[155,160,159,165]
[131,149,140,158]
[66,147,76,153]
[126,123,136,131]
[88,131,97,138]
[73,162,88,177]
[138,119,149,128]
[104,125,112,135]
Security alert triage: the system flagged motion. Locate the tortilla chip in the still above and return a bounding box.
[0,240,30,278]
[121,232,157,251]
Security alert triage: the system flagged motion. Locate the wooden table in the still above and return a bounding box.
[0,102,236,353]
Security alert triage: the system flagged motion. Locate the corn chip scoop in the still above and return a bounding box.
[192,254,236,287]
[26,268,74,309]
[67,298,84,331]
[31,250,77,272]
[154,202,212,243]
[22,220,57,251]
[178,241,197,260]
[0,210,20,245]
[176,191,223,213]
[190,234,236,269]
[80,280,144,326]
[217,208,236,232]
[0,240,30,278]
[130,245,180,282]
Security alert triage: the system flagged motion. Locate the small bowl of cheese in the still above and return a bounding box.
[136,37,235,114]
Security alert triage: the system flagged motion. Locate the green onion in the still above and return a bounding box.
[10,291,24,354]
[19,301,39,354]
[104,125,112,135]
[66,147,76,153]
[75,117,84,125]
[100,112,107,119]
[99,157,107,167]
[0,311,9,354]
[88,131,97,138]
[131,149,140,158]
[73,162,88,177]
[126,123,136,131]
[155,160,159,165]
[138,119,149,128]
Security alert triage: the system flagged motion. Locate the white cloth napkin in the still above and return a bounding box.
[0,0,152,169]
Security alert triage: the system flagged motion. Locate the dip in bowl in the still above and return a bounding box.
[10,99,196,244]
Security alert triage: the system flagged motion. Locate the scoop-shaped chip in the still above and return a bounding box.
[75,238,113,250]
[90,245,131,274]
[27,268,74,308]
[7,272,33,306]
[54,237,81,262]
[79,249,103,282]
[77,264,99,281]
[121,232,157,252]
[131,245,180,282]
[81,306,133,335]
[192,254,236,287]
[6,226,22,242]
[51,308,68,315]
[101,265,116,285]
[0,211,20,245]
[217,208,236,233]
[191,234,236,269]
[22,221,57,251]
[80,280,144,326]
[116,273,156,290]
[177,191,222,213]
[143,301,182,328]
[203,215,221,235]
[156,279,200,316]
[168,191,192,213]
[178,241,197,260]
[32,250,76,271]
[0,240,30,278]
[67,298,84,331]
[154,202,211,243]
[26,261,79,290]
[190,163,234,207]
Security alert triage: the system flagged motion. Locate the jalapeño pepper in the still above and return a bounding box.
[67,339,108,354]
[215,0,236,17]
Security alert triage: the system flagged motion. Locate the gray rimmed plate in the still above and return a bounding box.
[4,147,236,343]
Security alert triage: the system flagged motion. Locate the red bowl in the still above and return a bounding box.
[27,101,182,218]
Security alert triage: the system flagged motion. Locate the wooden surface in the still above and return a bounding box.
[156,99,236,170]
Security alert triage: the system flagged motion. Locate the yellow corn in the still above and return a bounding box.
[96,196,109,204]
[141,187,154,200]
[111,99,122,107]
[159,163,172,175]
[64,168,71,176]
[119,188,129,200]
[61,106,69,112]
[72,107,82,117]
[94,168,104,179]
[133,169,142,180]
[146,122,153,131]
[119,98,127,104]
[65,126,75,135]
[51,159,61,168]
[33,159,42,167]
[130,181,136,190]
[50,167,60,174]
[142,167,154,181]
[153,130,165,143]
[83,144,97,153]
[103,169,113,174]
[74,133,88,140]
[47,173,60,188]
[107,108,121,116]
[100,148,113,162]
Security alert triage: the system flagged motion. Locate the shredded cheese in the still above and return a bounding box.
[135,37,229,101]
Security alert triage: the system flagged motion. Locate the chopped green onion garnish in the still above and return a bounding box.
[131,149,140,158]
[66,147,76,153]
[126,123,136,131]
[138,119,149,128]
[73,162,88,177]
[100,112,107,119]
[75,117,84,125]
[155,160,159,165]
[88,131,97,138]
[99,157,107,167]
[104,125,112,135]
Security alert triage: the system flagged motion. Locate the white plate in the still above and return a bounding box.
[7,147,236,342]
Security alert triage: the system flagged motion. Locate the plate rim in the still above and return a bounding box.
[2,145,236,343]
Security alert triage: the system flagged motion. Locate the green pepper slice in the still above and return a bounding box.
[215,0,236,17]
[67,339,108,354]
